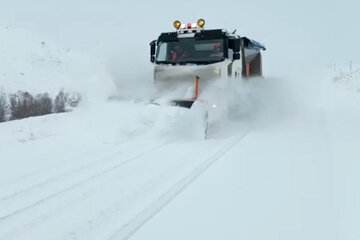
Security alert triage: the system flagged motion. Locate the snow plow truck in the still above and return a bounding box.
[149,19,266,134]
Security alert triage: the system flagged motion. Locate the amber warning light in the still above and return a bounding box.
[197,19,205,27]
[173,19,206,29]
[173,20,181,29]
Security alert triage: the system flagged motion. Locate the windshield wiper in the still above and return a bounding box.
[190,59,224,64]
[156,58,224,65]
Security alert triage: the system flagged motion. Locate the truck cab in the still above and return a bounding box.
[149,19,265,107]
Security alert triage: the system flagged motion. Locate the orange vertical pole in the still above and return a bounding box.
[195,76,200,99]
[246,63,250,77]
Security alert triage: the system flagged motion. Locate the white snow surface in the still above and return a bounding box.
[1,72,360,239]
[1,1,360,239]
[0,99,246,240]
[130,77,360,240]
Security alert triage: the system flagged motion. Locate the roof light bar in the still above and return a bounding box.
[173,19,206,30]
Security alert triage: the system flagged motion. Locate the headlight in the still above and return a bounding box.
[214,69,221,76]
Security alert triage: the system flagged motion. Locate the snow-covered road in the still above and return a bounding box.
[1,75,360,240]
[0,104,249,239]
[128,77,360,240]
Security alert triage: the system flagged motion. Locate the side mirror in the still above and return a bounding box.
[233,39,241,52]
[150,40,156,63]
[229,38,241,52]
[233,52,240,60]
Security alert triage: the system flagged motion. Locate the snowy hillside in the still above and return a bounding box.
[0,25,115,100]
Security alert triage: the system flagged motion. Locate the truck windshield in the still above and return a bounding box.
[156,38,225,64]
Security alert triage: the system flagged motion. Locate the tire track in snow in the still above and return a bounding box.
[0,143,166,223]
[0,143,152,201]
[1,139,220,239]
[0,144,124,189]
[108,133,248,240]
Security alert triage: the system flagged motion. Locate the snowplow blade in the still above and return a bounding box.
[169,76,199,109]
[171,99,196,109]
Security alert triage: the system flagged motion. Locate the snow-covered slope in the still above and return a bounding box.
[0,25,115,100]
